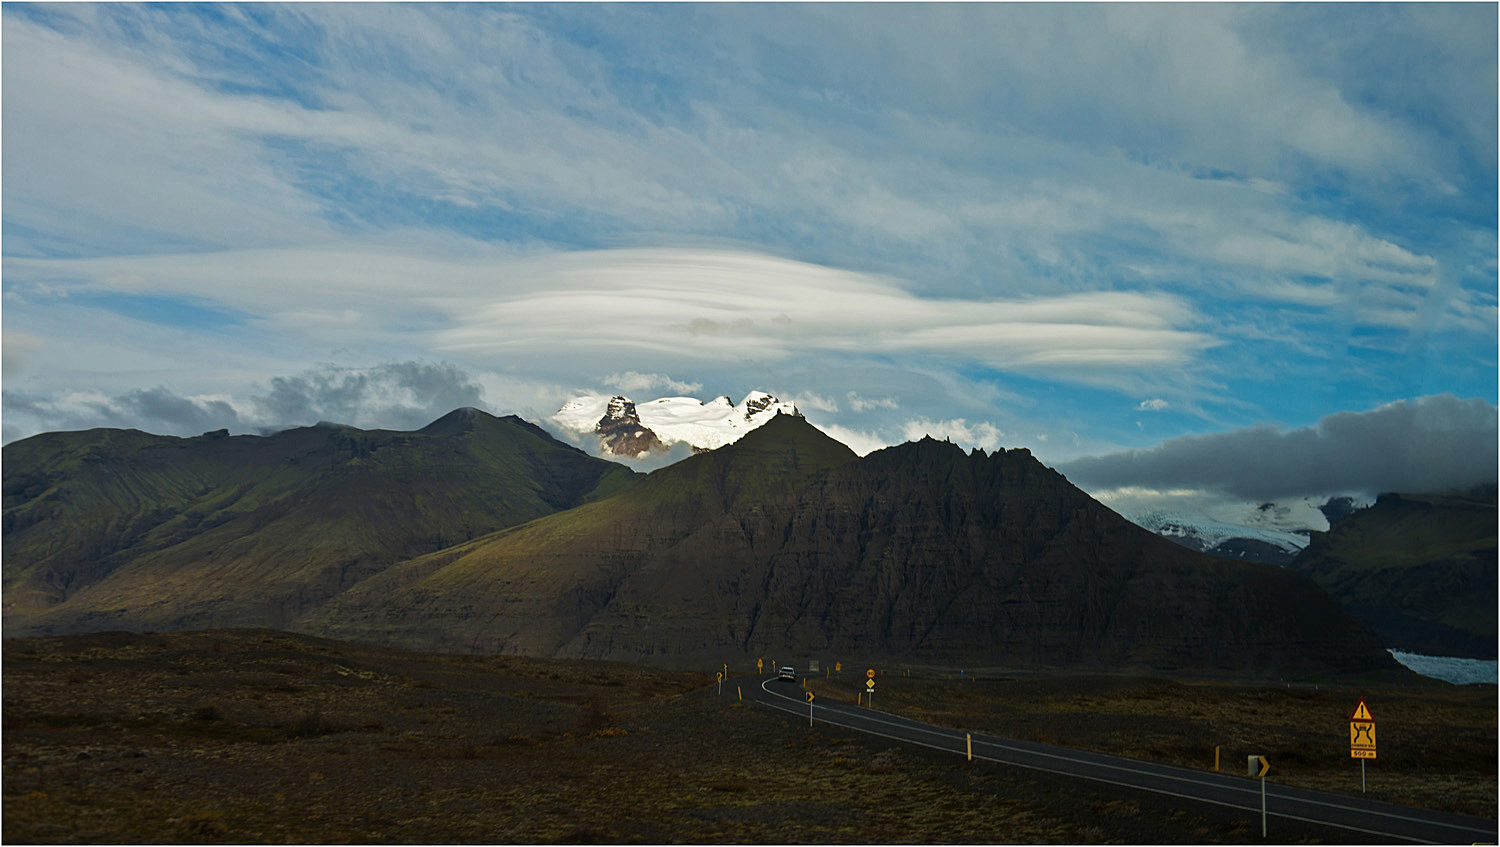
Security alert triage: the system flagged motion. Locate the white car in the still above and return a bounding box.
[778,666,796,681]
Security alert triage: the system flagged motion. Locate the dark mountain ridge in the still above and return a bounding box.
[2,410,639,635]
[4,410,1399,678]
[1287,485,1497,659]
[311,415,1395,677]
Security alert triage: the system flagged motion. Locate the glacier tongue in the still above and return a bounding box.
[1128,509,1310,561]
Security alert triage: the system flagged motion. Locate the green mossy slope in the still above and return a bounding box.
[3,410,638,635]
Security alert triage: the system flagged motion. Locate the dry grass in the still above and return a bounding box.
[805,669,1496,819]
[4,630,1493,844]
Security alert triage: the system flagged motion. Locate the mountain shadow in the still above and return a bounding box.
[1287,486,1497,659]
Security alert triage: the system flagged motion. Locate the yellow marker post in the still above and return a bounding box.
[966,733,972,762]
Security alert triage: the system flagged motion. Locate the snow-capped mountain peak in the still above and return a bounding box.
[554,391,801,458]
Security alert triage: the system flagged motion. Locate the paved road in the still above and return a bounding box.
[751,676,1497,844]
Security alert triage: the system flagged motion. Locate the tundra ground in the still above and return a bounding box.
[4,629,1493,843]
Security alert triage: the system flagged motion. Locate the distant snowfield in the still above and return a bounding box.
[1389,650,1497,685]
[554,391,799,452]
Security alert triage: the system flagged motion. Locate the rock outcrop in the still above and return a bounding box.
[595,396,666,458]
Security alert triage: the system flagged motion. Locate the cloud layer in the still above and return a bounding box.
[4,362,484,442]
[1060,395,1499,500]
[1,4,1494,487]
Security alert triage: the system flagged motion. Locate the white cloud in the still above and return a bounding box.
[431,248,1219,387]
[900,418,1007,453]
[603,371,703,396]
[1,4,1491,462]
[810,421,893,457]
[2,332,44,376]
[847,392,899,413]
[1137,398,1170,412]
[2,361,487,443]
[792,392,840,414]
[1,13,335,253]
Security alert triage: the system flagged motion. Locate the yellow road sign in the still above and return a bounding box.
[807,691,815,702]
[865,678,875,689]
[867,668,876,678]
[1248,754,1270,778]
[1350,698,1377,759]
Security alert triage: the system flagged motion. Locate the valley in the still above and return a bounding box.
[5,406,1493,843]
[4,629,1493,844]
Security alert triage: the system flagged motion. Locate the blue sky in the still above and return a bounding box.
[3,3,1496,514]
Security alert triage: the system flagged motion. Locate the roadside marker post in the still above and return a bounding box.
[966,733,972,762]
[1248,755,1270,837]
[807,691,815,727]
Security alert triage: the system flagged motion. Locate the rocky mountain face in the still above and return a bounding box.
[312,415,1396,678]
[2,409,639,636]
[1286,486,1497,659]
[594,396,666,458]
[4,409,1400,678]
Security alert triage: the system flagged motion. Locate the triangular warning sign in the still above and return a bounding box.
[1352,699,1374,721]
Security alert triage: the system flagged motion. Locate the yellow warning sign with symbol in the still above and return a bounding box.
[1350,698,1376,759]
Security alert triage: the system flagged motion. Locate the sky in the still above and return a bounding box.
[3,3,1496,517]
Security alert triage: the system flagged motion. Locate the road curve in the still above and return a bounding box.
[749,676,1496,845]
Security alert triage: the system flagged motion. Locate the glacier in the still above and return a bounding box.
[554,390,799,455]
[1389,650,1498,686]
